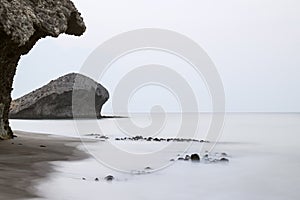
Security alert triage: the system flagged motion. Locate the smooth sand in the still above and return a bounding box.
[0,131,89,199]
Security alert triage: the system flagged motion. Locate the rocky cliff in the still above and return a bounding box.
[0,0,85,139]
[10,73,109,119]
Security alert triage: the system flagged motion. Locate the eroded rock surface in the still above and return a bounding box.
[10,73,109,119]
[0,0,86,139]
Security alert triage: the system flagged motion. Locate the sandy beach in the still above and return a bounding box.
[0,131,89,199]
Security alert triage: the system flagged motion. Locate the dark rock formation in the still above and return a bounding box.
[219,158,229,162]
[0,0,86,139]
[104,175,114,181]
[176,152,230,164]
[190,154,200,162]
[10,73,109,119]
[114,136,209,143]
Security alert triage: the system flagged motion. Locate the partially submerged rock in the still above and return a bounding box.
[219,157,229,162]
[190,154,200,162]
[104,175,114,181]
[114,136,209,143]
[0,0,86,139]
[175,152,230,164]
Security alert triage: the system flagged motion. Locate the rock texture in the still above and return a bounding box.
[10,73,109,119]
[0,0,85,139]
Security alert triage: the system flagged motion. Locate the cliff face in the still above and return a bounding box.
[0,0,86,139]
[10,73,109,119]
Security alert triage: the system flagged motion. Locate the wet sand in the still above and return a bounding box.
[0,131,89,199]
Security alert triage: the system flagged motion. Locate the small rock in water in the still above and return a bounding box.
[95,178,99,181]
[191,154,200,162]
[170,159,175,162]
[178,157,184,161]
[105,175,114,181]
[145,167,152,170]
[219,158,229,162]
[40,145,46,148]
[82,177,86,180]
[221,152,228,156]
[133,135,143,140]
[99,135,109,139]
[184,155,190,161]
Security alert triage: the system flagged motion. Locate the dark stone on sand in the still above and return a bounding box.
[191,154,200,162]
[0,0,86,139]
[39,145,46,148]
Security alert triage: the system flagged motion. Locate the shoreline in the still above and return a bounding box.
[8,115,127,120]
[0,131,89,199]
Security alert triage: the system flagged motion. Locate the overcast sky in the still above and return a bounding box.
[12,0,300,113]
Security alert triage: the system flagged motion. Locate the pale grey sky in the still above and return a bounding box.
[13,0,300,113]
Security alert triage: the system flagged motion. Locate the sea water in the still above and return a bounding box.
[10,113,300,200]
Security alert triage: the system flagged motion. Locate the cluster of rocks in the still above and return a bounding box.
[175,152,230,163]
[85,133,109,140]
[82,175,115,182]
[115,136,209,143]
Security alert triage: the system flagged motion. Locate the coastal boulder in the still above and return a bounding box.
[9,73,109,119]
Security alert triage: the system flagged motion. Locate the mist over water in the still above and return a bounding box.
[11,113,300,200]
